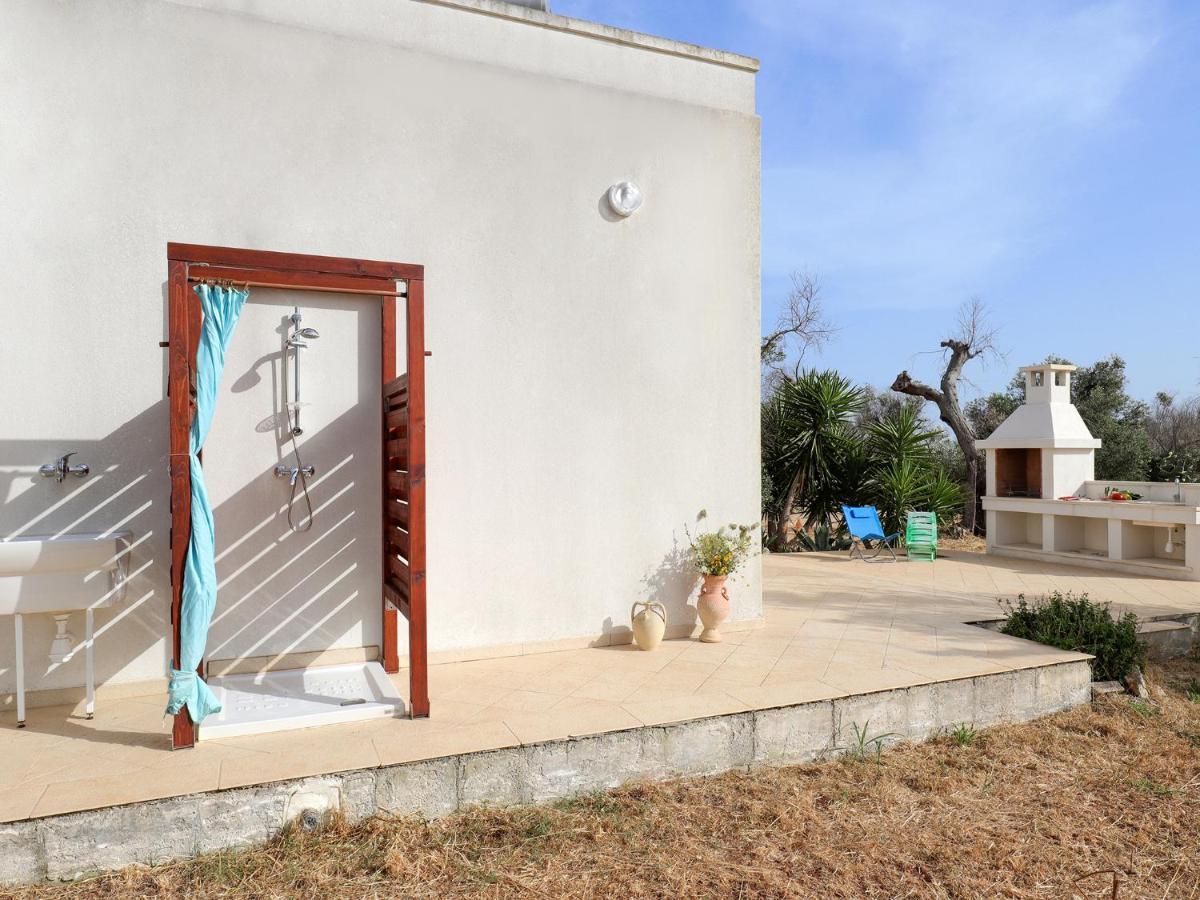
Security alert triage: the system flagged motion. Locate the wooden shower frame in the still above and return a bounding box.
[166,243,429,750]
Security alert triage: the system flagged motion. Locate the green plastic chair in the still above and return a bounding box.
[905,511,937,562]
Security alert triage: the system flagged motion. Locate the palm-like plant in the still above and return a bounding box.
[865,408,966,535]
[872,458,927,536]
[832,436,873,509]
[764,372,969,551]
[765,370,865,548]
[761,399,788,521]
[864,404,940,467]
[922,469,965,528]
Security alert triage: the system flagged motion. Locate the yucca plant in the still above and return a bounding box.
[871,457,928,536]
[865,407,965,536]
[864,404,939,467]
[764,372,969,549]
[764,370,866,548]
[922,469,965,529]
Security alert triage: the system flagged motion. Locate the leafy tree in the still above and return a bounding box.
[928,430,969,486]
[965,391,1020,440]
[1147,450,1200,483]
[1146,392,1200,481]
[971,355,1152,481]
[761,399,787,523]
[1073,357,1152,480]
[760,462,776,521]
[1148,391,1200,455]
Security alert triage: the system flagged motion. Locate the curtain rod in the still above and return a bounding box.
[187,276,406,298]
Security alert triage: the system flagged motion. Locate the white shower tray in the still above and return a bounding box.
[198,661,405,741]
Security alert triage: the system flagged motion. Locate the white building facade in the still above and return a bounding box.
[0,0,762,708]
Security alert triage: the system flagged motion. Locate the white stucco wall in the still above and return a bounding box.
[1046,449,1095,499]
[0,0,761,697]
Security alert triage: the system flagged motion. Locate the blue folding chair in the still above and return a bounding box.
[841,505,900,563]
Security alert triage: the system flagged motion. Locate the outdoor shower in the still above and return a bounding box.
[274,307,319,531]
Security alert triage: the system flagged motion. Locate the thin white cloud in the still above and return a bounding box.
[750,0,1162,307]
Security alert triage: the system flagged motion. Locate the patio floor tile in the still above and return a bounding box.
[3,550,1197,823]
[622,689,749,726]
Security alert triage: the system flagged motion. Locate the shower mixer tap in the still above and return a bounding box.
[274,464,315,486]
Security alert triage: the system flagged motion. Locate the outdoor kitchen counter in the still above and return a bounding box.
[982,495,1200,525]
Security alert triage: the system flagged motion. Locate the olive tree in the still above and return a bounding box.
[890,299,1000,535]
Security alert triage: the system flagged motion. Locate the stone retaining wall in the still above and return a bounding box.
[0,660,1092,885]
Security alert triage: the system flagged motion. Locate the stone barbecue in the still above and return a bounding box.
[980,363,1200,579]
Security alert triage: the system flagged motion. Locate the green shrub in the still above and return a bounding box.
[998,591,1145,681]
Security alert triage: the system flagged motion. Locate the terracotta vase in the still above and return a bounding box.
[697,574,731,643]
[630,600,667,651]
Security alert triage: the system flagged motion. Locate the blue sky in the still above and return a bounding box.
[554,0,1200,403]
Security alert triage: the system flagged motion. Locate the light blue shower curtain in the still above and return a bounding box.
[166,284,248,723]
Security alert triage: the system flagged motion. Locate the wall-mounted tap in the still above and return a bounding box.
[38,452,89,483]
[274,464,315,486]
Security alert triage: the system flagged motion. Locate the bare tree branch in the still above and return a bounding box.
[761,271,836,378]
[1148,391,1200,455]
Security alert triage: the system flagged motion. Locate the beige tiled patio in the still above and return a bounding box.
[4,549,1195,825]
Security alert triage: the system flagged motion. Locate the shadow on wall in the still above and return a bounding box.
[591,541,700,649]
[204,290,387,671]
[0,400,171,701]
[206,400,385,668]
[639,538,700,636]
[0,290,393,706]
[0,400,387,703]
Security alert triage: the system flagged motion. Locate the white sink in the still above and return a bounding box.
[0,531,132,727]
[0,532,132,615]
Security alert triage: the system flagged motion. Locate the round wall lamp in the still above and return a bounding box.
[607,181,644,218]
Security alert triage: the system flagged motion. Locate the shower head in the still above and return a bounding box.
[288,326,319,347]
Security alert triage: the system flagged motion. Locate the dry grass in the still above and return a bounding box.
[10,660,1200,900]
[939,533,987,553]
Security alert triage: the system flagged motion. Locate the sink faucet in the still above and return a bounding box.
[38,452,89,483]
[1176,477,1182,503]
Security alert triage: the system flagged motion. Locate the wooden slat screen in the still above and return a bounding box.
[383,372,412,620]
